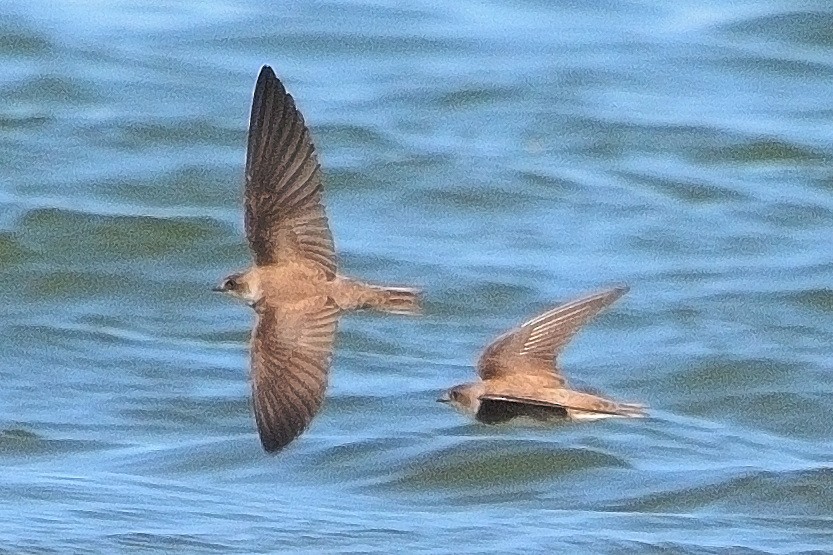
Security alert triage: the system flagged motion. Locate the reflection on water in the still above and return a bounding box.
[2,0,833,552]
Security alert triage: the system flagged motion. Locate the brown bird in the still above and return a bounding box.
[214,66,421,453]
[438,286,645,423]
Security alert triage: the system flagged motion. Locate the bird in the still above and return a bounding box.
[214,65,421,453]
[438,286,645,424]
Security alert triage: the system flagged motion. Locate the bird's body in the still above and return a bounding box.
[439,287,645,424]
[216,66,420,453]
[228,262,416,313]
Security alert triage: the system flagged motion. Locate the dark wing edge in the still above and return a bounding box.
[251,298,340,453]
[476,398,568,424]
[480,388,645,417]
[244,65,336,274]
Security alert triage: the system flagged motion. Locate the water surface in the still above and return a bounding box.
[2,1,833,552]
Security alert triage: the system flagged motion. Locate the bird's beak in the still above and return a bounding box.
[211,285,224,292]
[436,393,450,403]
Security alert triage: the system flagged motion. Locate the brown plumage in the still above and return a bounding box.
[215,66,421,453]
[438,287,645,423]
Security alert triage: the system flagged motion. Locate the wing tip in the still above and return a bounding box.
[522,282,631,329]
[567,282,631,311]
[255,408,305,454]
[257,64,277,83]
[260,437,283,454]
[259,432,291,454]
[254,65,286,98]
[599,284,630,303]
[611,283,630,296]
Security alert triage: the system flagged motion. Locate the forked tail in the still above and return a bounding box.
[335,278,422,315]
[616,402,647,418]
[567,401,647,421]
[364,284,422,315]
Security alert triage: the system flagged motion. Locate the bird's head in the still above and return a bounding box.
[437,382,482,416]
[212,271,261,306]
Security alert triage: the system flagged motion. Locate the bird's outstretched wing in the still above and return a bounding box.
[250,296,340,452]
[245,65,336,276]
[477,286,629,382]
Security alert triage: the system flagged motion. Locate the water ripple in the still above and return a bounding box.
[2,0,833,552]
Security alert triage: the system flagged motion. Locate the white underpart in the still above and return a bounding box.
[567,409,623,421]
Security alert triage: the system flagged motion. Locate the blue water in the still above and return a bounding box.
[2,1,833,552]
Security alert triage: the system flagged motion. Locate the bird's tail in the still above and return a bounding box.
[570,385,647,419]
[568,402,647,421]
[614,402,648,418]
[364,284,422,315]
[335,279,422,315]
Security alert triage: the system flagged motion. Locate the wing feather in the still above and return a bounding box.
[250,297,339,453]
[477,286,628,380]
[244,66,336,275]
[482,379,644,417]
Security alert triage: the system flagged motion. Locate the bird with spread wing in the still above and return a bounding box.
[215,66,421,453]
[438,287,645,423]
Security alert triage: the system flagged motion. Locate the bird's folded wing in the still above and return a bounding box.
[477,286,628,381]
[481,381,644,417]
[250,297,340,452]
[245,66,336,275]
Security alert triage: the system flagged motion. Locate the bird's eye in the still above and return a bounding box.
[224,279,237,291]
[450,391,459,401]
